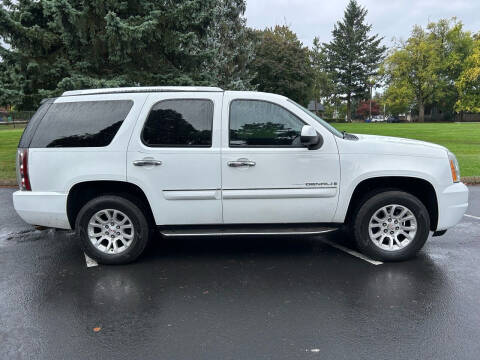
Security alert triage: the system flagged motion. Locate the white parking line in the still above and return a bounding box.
[464,214,480,220]
[320,239,383,266]
[84,253,98,268]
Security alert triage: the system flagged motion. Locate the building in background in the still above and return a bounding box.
[307,100,325,116]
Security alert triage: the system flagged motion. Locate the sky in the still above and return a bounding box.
[245,0,480,47]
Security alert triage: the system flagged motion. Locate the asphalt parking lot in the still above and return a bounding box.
[1,186,479,359]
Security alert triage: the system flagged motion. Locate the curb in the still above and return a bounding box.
[462,176,480,185]
[0,180,17,187]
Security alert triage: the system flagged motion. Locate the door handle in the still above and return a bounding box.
[133,160,162,166]
[227,158,256,167]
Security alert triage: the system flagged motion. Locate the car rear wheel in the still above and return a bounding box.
[76,195,150,264]
[353,190,430,261]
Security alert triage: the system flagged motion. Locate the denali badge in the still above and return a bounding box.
[305,182,338,187]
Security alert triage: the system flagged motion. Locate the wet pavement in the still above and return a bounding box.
[1,186,479,359]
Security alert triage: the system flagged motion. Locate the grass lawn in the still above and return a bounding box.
[332,122,480,177]
[0,124,26,130]
[0,123,479,181]
[0,129,23,182]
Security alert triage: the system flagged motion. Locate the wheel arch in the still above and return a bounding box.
[67,180,155,229]
[343,176,439,231]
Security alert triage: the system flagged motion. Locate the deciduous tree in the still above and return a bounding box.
[356,100,379,118]
[383,26,442,122]
[428,19,474,118]
[251,25,313,105]
[456,38,480,112]
[383,19,474,121]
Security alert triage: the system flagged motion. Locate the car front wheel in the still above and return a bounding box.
[353,190,430,261]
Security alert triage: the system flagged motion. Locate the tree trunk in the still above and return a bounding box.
[346,95,351,122]
[418,102,425,123]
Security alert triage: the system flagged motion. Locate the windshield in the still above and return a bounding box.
[287,99,344,138]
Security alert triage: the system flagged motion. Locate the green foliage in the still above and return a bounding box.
[383,26,442,122]
[382,80,413,115]
[310,37,334,105]
[428,19,474,116]
[0,0,254,109]
[383,19,474,121]
[251,25,313,105]
[456,39,480,112]
[201,0,256,90]
[322,0,386,120]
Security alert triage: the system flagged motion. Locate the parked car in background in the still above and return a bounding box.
[13,87,468,264]
[387,115,400,123]
[371,115,385,122]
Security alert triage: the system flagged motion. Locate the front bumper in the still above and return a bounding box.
[436,182,469,231]
[13,191,71,229]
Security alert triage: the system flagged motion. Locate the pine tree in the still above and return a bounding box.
[322,0,386,121]
[201,0,255,90]
[0,0,254,109]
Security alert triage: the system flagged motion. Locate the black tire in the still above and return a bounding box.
[75,195,150,264]
[353,190,430,261]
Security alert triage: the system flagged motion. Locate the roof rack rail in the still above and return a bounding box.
[62,86,224,97]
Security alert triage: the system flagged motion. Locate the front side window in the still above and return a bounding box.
[142,99,213,147]
[29,100,133,148]
[229,100,305,147]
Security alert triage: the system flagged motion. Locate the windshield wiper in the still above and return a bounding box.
[341,130,359,141]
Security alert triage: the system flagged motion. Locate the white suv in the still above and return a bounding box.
[13,87,469,264]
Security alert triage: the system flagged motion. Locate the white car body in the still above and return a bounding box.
[371,115,385,122]
[13,87,468,240]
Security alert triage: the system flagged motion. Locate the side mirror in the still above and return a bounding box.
[300,125,323,150]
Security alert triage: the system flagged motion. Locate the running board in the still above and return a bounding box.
[159,224,338,237]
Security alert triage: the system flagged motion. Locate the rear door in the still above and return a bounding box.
[220,92,341,224]
[127,92,223,225]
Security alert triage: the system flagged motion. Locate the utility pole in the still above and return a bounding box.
[368,77,375,120]
[369,85,372,119]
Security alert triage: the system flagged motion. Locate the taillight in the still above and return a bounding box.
[17,148,31,191]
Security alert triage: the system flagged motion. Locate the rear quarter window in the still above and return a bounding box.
[29,100,133,148]
[18,99,54,148]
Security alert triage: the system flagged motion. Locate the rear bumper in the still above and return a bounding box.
[13,191,71,229]
[436,182,469,231]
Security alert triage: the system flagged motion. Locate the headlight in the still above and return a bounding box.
[448,152,460,183]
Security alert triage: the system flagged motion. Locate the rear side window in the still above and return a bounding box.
[29,100,133,148]
[142,99,213,147]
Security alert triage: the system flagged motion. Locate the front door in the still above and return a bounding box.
[221,92,340,224]
[127,92,223,225]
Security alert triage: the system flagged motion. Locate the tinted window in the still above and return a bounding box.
[142,99,213,147]
[18,99,54,148]
[229,100,305,147]
[30,100,133,148]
